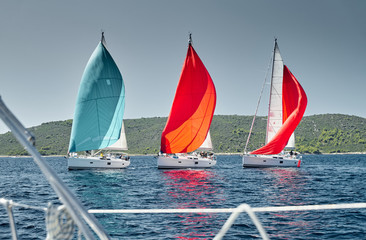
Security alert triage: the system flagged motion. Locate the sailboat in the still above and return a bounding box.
[68,33,130,170]
[157,34,217,169]
[242,39,307,168]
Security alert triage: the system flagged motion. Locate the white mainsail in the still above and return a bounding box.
[266,42,295,148]
[197,131,213,151]
[103,121,128,151]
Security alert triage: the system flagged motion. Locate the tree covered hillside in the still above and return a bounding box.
[0,120,72,156]
[0,114,365,156]
[296,114,366,153]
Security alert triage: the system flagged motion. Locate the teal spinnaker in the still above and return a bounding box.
[68,42,125,152]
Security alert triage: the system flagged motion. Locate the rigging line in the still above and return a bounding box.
[243,53,273,154]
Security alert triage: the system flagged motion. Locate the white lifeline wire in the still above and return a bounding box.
[88,202,366,214]
[2,198,366,240]
[5,199,365,214]
[89,202,366,240]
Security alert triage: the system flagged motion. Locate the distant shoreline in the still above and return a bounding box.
[318,152,366,155]
[1,152,366,158]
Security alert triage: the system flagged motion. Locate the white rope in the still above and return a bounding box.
[46,203,75,240]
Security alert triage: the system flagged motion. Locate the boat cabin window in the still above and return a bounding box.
[280,161,283,164]
[90,162,93,164]
[107,162,111,165]
[195,162,198,164]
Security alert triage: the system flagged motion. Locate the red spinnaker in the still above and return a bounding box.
[251,65,307,155]
[160,44,216,154]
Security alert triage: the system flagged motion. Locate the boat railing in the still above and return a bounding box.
[1,197,366,240]
[89,202,366,240]
[0,96,110,240]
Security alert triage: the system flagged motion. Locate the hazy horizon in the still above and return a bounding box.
[1,0,365,133]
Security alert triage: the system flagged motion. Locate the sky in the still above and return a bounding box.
[0,0,365,134]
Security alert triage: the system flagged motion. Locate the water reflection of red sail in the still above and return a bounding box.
[267,169,305,204]
[264,168,313,238]
[163,170,223,239]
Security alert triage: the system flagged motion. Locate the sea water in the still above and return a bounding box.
[0,154,365,239]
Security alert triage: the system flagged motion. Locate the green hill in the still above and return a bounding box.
[0,114,365,156]
[296,114,366,154]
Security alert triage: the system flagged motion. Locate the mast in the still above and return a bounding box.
[265,38,284,145]
[265,38,278,144]
[101,31,107,46]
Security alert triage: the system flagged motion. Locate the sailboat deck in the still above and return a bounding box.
[157,153,216,169]
[243,154,301,168]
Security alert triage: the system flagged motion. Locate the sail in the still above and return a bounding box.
[251,65,307,155]
[68,38,125,153]
[197,131,213,151]
[103,121,128,151]
[265,41,284,144]
[160,43,216,154]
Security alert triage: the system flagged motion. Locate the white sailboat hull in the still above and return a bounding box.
[68,156,130,170]
[242,154,301,168]
[157,154,216,169]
